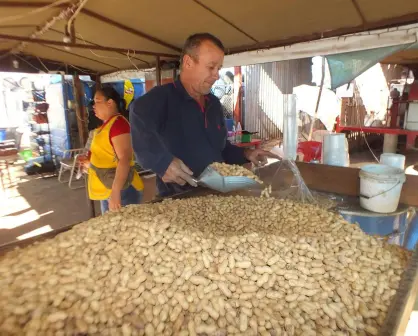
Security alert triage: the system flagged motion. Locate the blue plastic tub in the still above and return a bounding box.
[0,129,6,141]
[340,204,417,249]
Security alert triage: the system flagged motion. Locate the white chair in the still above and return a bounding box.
[58,131,93,189]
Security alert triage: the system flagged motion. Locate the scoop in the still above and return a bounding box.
[191,166,260,193]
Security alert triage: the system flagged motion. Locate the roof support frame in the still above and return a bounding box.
[0,1,182,53]
[350,0,367,25]
[191,0,258,43]
[0,33,179,58]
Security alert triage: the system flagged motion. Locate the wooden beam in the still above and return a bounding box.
[73,75,88,147]
[0,33,179,58]
[296,162,418,207]
[0,1,182,53]
[259,161,418,207]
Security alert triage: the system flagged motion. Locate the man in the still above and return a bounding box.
[130,33,274,197]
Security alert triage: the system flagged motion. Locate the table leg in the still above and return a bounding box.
[406,134,416,150]
[84,174,96,218]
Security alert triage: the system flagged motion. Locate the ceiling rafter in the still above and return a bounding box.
[9,0,83,55]
[227,11,418,54]
[48,28,151,66]
[350,0,367,25]
[191,0,258,43]
[0,33,179,58]
[39,44,120,70]
[0,1,182,53]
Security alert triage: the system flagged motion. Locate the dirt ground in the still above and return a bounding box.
[1,149,418,248]
[0,164,157,247]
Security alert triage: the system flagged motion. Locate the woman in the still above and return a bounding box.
[82,86,144,214]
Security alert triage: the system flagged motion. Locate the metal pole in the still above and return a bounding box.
[156,56,162,86]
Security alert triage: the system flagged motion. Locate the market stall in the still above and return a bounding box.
[0,160,417,335]
[1,1,418,335]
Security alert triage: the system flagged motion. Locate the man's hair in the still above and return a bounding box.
[180,33,225,67]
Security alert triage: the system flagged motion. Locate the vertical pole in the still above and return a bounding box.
[233,66,242,124]
[308,56,326,141]
[156,56,161,86]
[73,75,88,147]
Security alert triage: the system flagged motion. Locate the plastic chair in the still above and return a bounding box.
[58,131,93,189]
[297,141,322,162]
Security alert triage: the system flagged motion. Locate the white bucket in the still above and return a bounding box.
[380,153,406,170]
[322,134,349,167]
[359,164,406,213]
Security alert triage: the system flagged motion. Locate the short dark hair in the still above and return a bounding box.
[95,86,126,112]
[180,33,225,67]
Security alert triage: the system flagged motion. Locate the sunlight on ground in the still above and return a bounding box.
[16,225,53,240]
[0,210,53,229]
[405,165,418,175]
[405,311,418,336]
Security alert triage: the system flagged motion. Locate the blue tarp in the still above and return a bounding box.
[326,44,414,89]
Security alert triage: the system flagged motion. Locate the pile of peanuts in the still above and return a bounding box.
[0,195,411,335]
[210,163,262,184]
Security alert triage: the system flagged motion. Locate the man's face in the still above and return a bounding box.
[183,40,224,95]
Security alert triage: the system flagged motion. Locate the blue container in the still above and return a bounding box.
[405,216,418,250]
[225,119,234,132]
[340,204,417,249]
[0,129,6,141]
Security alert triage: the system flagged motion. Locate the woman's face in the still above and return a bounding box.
[93,91,113,121]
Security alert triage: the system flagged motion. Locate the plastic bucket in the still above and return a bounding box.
[322,134,349,167]
[380,153,405,170]
[359,164,406,213]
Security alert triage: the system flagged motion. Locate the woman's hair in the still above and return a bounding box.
[96,86,126,112]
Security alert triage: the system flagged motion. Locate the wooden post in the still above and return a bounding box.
[308,57,326,140]
[73,75,88,147]
[233,66,242,123]
[156,56,161,86]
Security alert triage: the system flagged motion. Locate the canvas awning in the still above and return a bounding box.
[0,0,418,74]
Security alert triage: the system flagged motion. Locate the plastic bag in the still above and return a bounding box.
[267,159,315,203]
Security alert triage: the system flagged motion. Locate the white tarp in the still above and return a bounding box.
[293,84,341,131]
[224,24,418,67]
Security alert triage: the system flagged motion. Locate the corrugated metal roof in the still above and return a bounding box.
[243,58,312,139]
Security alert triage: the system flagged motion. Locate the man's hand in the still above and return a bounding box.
[244,148,281,167]
[162,158,197,187]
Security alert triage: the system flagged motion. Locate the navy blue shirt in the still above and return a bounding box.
[130,79,248,196]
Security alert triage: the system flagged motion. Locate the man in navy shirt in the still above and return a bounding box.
[131,33,274,197]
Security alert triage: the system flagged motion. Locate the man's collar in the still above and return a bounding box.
[173,78,211,101]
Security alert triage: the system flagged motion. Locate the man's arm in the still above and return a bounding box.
[130,87,174,177]
[222,140,249,165]
[130,87,196,186]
